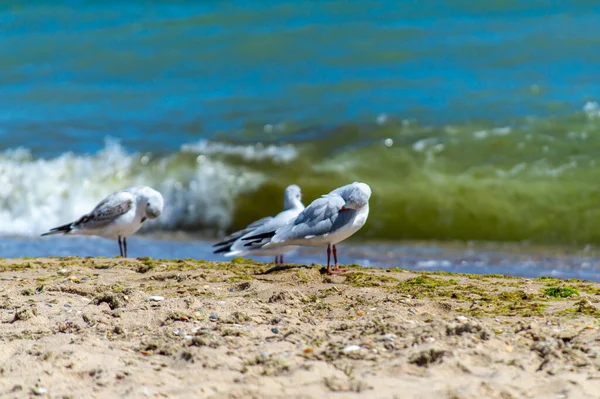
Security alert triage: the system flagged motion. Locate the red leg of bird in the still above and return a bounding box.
[329,244,346,274]
[326,244,331,274]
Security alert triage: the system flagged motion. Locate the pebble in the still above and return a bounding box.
[382,334,396,342]
[217,301,226,305]
[425,337,436,343]
[303,347,314,354]
[148,296,164,302]
[32,386,47,396]
[271,328,279,334]
[408,309,416,316]
[342,345,361,353]
[456,316,468,322]
[260,352,270,360]
[356,311,365,317]
[209,313,218,322]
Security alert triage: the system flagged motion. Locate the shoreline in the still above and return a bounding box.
[1,258,599,398]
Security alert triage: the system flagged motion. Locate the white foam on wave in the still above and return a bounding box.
[181,139,298,164]
[0,139,297,237]
[583,101,600,119]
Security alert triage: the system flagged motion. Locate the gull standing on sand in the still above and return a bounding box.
[213,184,305,264]
[242,182,371,274]
[41,186,164,258]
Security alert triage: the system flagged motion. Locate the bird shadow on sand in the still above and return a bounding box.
[260,264,320,275]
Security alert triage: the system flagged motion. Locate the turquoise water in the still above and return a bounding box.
[2,1,600,265]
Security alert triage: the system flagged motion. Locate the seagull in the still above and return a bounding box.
[241,182,371,274]
[213,184,305,264]
[41,186,164,257]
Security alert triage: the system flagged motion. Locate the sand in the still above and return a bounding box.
[1,257,600,398]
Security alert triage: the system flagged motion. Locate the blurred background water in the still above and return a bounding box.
[2,1,600,279]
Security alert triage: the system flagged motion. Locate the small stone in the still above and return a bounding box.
[217,301,226,305]
[209,313,218,322]
[303,347,314,354]
[285,309,292,315]
[271,328,279,334]
[425,337,436,343]
[456,316,468,322]
[32,385,47,396]
[342,345,361,353]
[68,275,78,281]
[382,334,396,342]
[408,309,416,316]
[356,311,365,317]
[506,345,513,353]
[148,296,164,302]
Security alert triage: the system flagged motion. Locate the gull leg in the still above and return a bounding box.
[124,237,128,258]
[332,244,346,273]
[280,255,285,265]
[118,236,123,257]
[326,244,332,274]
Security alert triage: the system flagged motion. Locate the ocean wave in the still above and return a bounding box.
[0,139,296,236]
[3,104,600,245]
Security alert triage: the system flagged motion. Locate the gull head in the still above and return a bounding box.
[145,190,164,219]
[129,186,164,219]
[339,182,371,210]
[283,184,303,209]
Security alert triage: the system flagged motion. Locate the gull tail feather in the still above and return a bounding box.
[41,223,74,236]
[213,244,233,254]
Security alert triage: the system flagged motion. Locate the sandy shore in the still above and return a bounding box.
[1,257,600,398]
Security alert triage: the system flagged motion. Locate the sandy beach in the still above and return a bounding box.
[1,257,600,398]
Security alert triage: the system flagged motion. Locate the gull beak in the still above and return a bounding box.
[340,206,346,211]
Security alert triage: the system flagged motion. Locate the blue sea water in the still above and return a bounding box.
[2,1,600,155]
[2,1,600,278]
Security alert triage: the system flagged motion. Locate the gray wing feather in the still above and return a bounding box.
[74,195,133,230]
[213,216,274,248]
[272,194,346,243]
